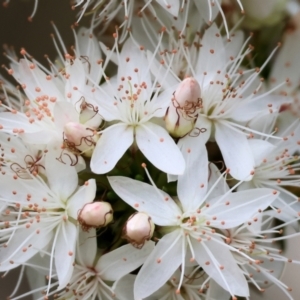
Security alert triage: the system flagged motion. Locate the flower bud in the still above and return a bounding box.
[64,122,99,157]
[79,101,103,128]
[78,201,113,232]
[165,77,201,138]
[123,212,155,249]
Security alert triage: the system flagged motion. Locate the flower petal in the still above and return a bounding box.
[67,179,96,219]
[77,228,97,267]
[205,188,279,229]
[118,39,152,100]
[45,150,78,200]
[215,121,255,180]
[0,223,53,272]
[136,122,185,175]
[134,230,183,299]
[108,176,181,226]
[91,123,133,174]
[156,0,179,16]
[98,241,155,281]
[191,237,249,297]
[55,222,77,289]
[248,139,276,166]
[177,140,208,212]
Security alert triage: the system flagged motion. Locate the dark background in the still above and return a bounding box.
[0,0,85,68]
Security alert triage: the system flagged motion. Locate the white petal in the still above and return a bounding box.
[207,163,230,200]
[248,139,276,166]
[177,144,208,211]
[205,188,279,229]
[206,279,230,300]
[67,179,96,219]
[195,24,226,86]
[215,121,255,180]
[108,176,181,226]
[55,222,77,289]
[77,228,97,267]
[45,150,78,200]
[98,241,155,281]
[53,101,79,132]
[194,1,219,23]
[224,31,244,61]
[177,139,208,212]
[270,29,300,95]
[118,39,152,99]
[134,230,183,299]
[136,122,185,175]
[17,59,64,104]
[146,50,179,90]
[25,266,46,299]
[91,123,133,174]
[191,237,249,297]
[114,274,136,300]
[156,0,179,16]
[0,112,53,143]
[65,59,87,110]
[0,224,53,272]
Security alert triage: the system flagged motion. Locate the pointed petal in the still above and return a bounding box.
[156,0,179,16]
[91,123,133,174]
[118,39,152,99]
[206,279,230,300]
[207,163,230,200]
[248,139,276,166]
[98,242,155,281]
[16,59,64,105]
[0,224,53,272]
[177,138,208,211]
[45,150,78,200]
[191,238,249,297]
[0,112,53,143]
[108,176,181,225]
[205,188,279,229]
[194,2,219,23]
[215,121,255,180]
[134,230,183,299]
[147,50,179,90]
[67,179,96,219]
[114,274,136,300]
[195,24,226,86]
[136,122,185,175]
[77,228,97,267]
[55,222,77,289]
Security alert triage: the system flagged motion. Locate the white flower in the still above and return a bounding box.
[90,38,185,175]
[152,23,289,180]
[108,157,279,299]
[238,116,300,225]
[0,151,96,290]
[224,219,294,298]
[53,229,155,300]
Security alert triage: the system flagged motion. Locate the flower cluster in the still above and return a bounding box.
[1,1,300,300]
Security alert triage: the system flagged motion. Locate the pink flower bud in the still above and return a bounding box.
[165,77,202,138]
[64,122,99,157]
[78,201,113,232]
[123,212,155,249]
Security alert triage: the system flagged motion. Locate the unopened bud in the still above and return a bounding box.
[79,101,103,128]
[64,122,99,157]
[123,212,155,249]
[78,201,113,232]
[165,77,201,138]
